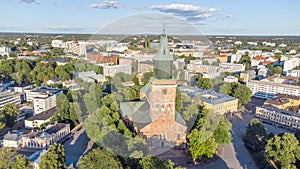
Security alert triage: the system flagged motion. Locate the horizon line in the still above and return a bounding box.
[1,31,300,37]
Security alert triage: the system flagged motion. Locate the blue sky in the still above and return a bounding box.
[1,0,299,35]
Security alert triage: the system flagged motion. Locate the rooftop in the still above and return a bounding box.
[178,85,238,105]
[26,108,56,121]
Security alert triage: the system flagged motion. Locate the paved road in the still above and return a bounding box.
[64,128,93,168]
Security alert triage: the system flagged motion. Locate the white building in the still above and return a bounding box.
[247,80,300,98]
[224,76,238,83]
[103,64,132,77]
[46,78,62,86]
[3,131,22,148]
[0,46,11,56]
[25,108,56,129]
[76,71,106,83]
[219,63,245,73]
[256,105,300,130]
[51,40,65,48]
[283,58,300,73]
[203,71,220,79]
[0,90,22,111]
[25,86,62,103]
[33,95,56,115]
[286,70,300,77]
[78,41,87,57]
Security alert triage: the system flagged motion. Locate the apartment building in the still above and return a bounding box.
[33,95,56,115]
[246,80,300,98]
[286,70,300,78]
[224,76,238,83]
[219,63,245,73]
[24,86,62,102]
[103,64,132,77]
[240,70,256,82]
[255,105,300,130]
[0,90,23,111]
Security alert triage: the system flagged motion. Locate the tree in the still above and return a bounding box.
[196,77,213,90]
[243,119,267,152]
[0,59,14,79]
[142,72,153,85]
[265,133,300,169]
[0,148,16,169]
[139,156,175,169]
[219,83,232,95]
[13,155,29,169]
[0,113,5,133]
[78,148,122,169]
[272,66,282,75]
[187,109,219,160]
[214,117,232,145]
[39,143,67,169]
[232,83,252,107]
[2,103,20,127]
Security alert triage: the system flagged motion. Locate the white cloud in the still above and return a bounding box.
[150,4,218,22]
[90,0,120,9]
[15,0,39,4]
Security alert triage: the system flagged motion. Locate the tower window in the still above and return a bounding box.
[177,134,181,140]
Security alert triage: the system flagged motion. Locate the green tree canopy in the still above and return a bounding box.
[0,148,16,169]
[2,103,20,127]
[243,118,267,152]
[196,77,213,90]
[39,143,67,169]
[78,148,122,169]
[265,133,300,169]
[13,155,29,169]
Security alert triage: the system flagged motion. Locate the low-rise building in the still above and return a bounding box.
[219,63,245,73]
[21,123,70,149]
[138,60,153,73]
[46,78,62,86]
[3,131,23,148]
[178,85,238,115]
[286,69,300,78]
[255,105,300,130]
[25,108,56,129]
[103,64,132,77]
[76,71,106,83]
[224,76,238,83]
[240,70,256,82]
[202,71,220,79]
[264,94,300,112]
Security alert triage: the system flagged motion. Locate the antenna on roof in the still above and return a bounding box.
[162,23,166,35]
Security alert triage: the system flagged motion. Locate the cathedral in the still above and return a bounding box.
[120,29,187,153]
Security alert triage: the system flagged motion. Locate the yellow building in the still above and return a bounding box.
[264,94,300,112]
[178,86,239,115]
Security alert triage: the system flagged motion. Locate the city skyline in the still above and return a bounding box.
[1,0,300,35]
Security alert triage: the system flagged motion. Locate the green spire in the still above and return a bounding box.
[154,27,173,61]
[153,27,174,80]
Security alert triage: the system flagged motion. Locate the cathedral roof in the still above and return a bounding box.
[153,29,173,61]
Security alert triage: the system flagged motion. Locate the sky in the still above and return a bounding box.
[1,0,300,35]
